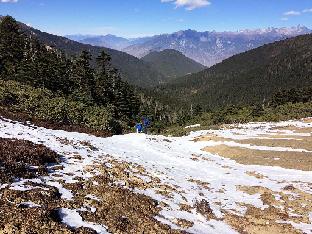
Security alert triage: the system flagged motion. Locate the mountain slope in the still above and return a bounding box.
[157,33,312,109]
[124,27,311,67]
[141,49,206,80]
[20,25,165,88]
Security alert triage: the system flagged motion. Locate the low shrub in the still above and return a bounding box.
[0,80,117,132]
[0,138,60,183]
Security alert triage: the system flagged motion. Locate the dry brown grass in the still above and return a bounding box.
[0,138,60,184]
[223,185,312,234]
[197,124,312,171]
[238,137,312,151]
[203,145,312,171]
[0,157,186,234]
[271,126,312,134]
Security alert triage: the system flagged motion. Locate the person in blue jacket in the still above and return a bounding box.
[135,123,143,133]
[142,117,151,134]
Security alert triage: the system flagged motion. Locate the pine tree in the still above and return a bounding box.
[95,51,140,120]
[94,51,116,106]
[0,16,26,79]
[70,50,95,104]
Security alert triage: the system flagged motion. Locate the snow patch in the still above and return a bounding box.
[185,124,201,129]
[58,208,108,233]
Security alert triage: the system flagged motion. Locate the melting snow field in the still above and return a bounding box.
[0,117,312,233]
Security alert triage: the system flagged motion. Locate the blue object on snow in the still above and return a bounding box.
[135,123,143,133]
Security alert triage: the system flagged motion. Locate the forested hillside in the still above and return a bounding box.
[0,16,140,134]
[156,33,312,110]
[142,49,205,80]
[15,20,165,88]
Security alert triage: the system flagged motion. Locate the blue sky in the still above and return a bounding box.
[1,0,312,37]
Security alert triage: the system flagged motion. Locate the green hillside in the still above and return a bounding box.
[142,49,205,81]
[157,34,312,110]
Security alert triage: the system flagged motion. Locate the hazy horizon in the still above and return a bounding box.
[64,25,311,39]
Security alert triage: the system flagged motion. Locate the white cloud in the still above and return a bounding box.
[0,0,18,2]
[303,8,312,13]
[161,0,211,10]
[283,10,301,16]
[281,7,312,20]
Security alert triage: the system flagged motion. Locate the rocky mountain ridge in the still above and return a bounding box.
[69,26,311,67]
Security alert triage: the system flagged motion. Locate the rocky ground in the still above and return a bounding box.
[0,117,311,234]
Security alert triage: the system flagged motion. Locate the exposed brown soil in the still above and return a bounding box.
[203,145,312,171]
[0,186,77,234]
[0,138,60,184]
[196,122,312,232]
[194,135,231,143]
[197,124,312,171]
[245,171,267,179]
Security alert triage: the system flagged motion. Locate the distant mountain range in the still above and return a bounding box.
[68,26,312,67]
[142,49,206,80]
[66,34,150,51]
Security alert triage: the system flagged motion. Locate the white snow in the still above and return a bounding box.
[0,184,8,189]
[0,117,311,233]
[46,181,74,200]
[185,124,201,129]
[58,208,108,233]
